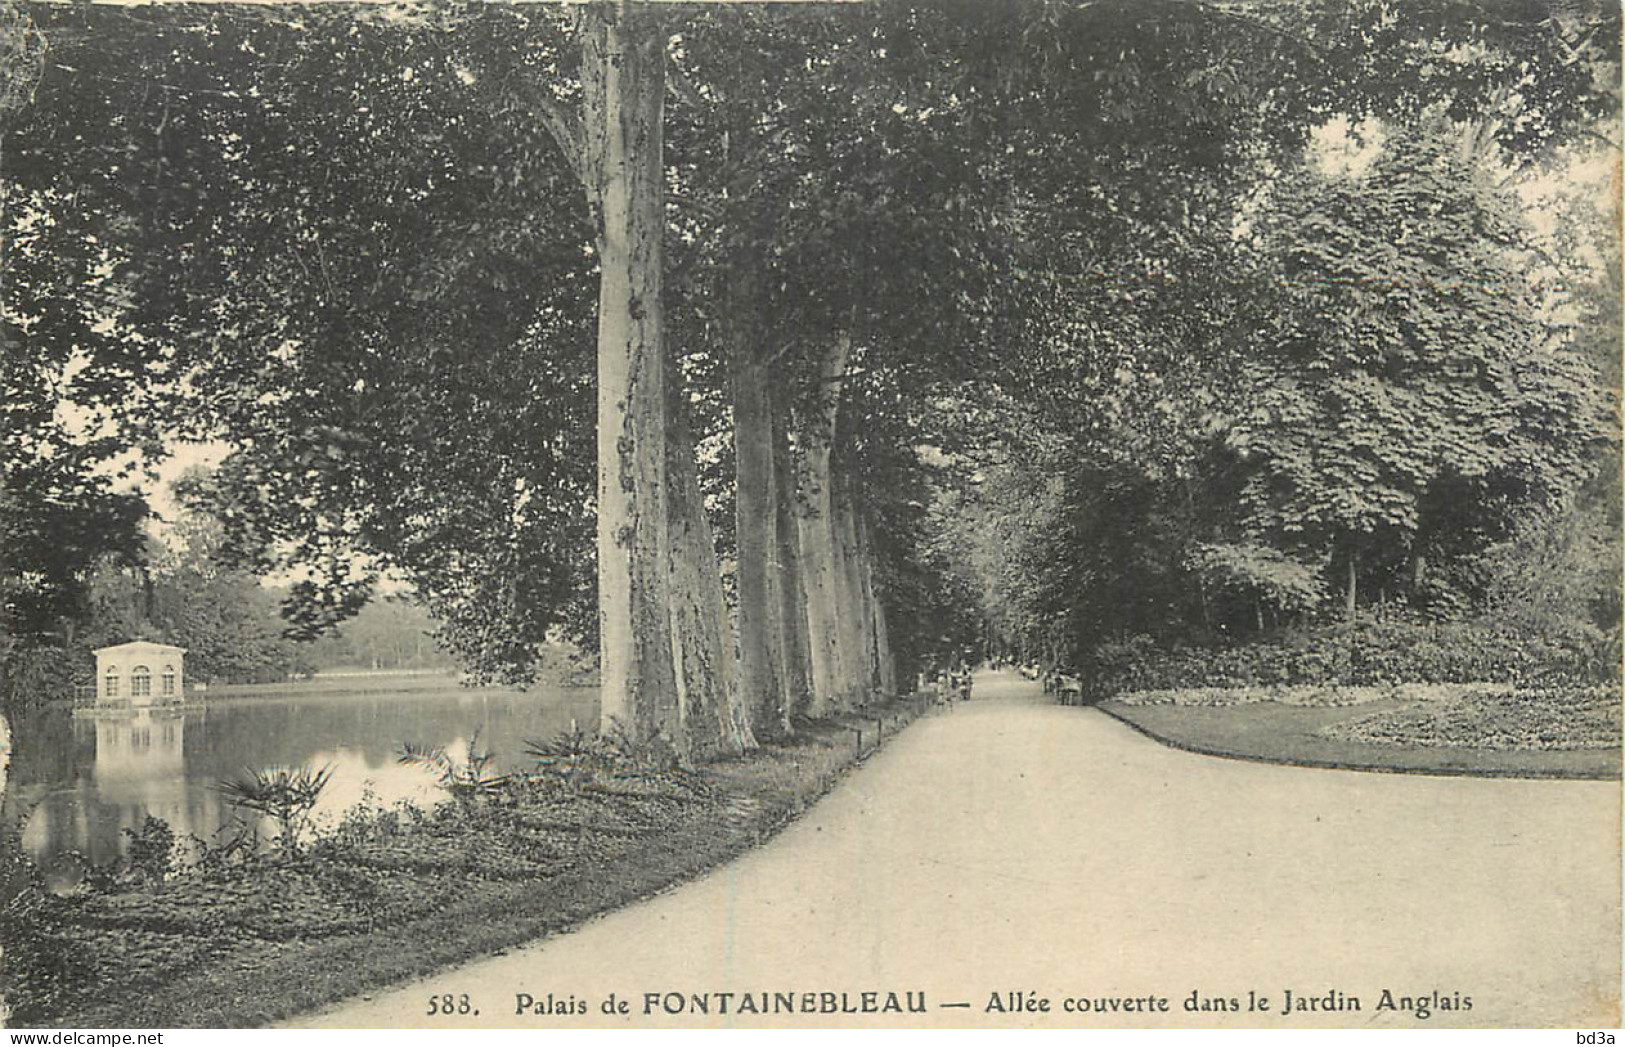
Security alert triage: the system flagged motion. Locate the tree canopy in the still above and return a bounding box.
[2,0,1617,748]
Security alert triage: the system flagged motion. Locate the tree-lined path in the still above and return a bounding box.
[289,670,1621,1029]
[2,2,1618,1026]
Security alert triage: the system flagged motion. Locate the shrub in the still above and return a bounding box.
[0,833,100,1026]
[122,816,175,885]
[2,644,86,709]
[1086,616,1618,698]
[180,829,255,882]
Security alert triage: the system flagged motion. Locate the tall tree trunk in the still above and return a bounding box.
[1344,547,1358,623]
[666,380,753,760]
[874,592,896,695]
[795,436,848,715]
[770,397,813,719]
[833,472,876,702]
[794,336,852,715]
[858,513,896,695]
[581,5,678,746]
[729,271,790,740]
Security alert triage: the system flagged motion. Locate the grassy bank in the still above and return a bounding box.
[5,696,929,1028]
[200,667,592,700]
[1098,684,1621,779]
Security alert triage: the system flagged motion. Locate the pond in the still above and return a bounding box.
[6,675,600,869]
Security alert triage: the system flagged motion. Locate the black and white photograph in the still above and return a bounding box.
[0,0,1619,1032]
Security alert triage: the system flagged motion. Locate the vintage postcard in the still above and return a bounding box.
[1,0,1619,1032]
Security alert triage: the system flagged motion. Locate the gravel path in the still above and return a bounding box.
[287,669,1620,1028]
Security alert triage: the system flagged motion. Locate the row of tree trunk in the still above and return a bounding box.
[576,4,895,763]
[732,326,898,744]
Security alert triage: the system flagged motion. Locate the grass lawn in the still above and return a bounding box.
[7,697,929,1028]
[1098,693,1621,780]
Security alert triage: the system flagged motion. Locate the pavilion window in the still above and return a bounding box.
[105,669,119,698]
[161,665,176,696]
[131,665,152,698]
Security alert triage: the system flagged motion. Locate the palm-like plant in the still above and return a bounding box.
[524,723,608,789]
[398,730,506,804]
[216,764,334,855]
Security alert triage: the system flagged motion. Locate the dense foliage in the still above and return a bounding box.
[1,0,1618,1027]
[2,0,1618,709]
[1085,616,1615,698]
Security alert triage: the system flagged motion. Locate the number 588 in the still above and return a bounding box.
[427,993,476,1016]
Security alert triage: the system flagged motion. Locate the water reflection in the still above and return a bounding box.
[21,710,223,867]
[11,681,598,867]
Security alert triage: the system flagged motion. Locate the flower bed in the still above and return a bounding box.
[1098,683,1620,780]
[1115,682,1516,709]
[1319,685,1623,752]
